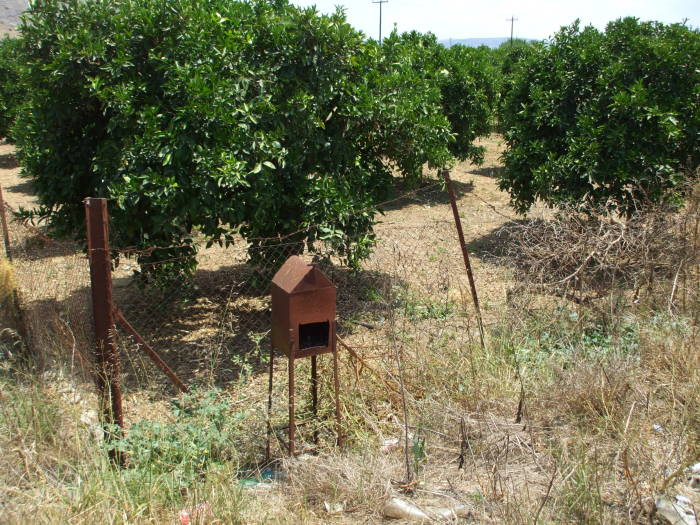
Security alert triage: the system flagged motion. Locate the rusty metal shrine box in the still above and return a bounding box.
[271,256,336,359]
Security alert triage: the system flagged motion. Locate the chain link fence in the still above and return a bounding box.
[3,171,698,462]
[1,202,94,375]
[9,182,693,359]
[1,179,495,427]
[108,218,485,394]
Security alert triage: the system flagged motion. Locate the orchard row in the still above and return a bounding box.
[0,0,697,276]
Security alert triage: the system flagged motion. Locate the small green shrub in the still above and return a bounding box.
[111,389,248,497]
[509,307,640,368]
[393,285,456,321]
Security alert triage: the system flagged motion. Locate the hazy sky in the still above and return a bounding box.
[290,0,699,41]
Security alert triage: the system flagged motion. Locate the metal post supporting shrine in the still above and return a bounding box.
[266,256,342,456]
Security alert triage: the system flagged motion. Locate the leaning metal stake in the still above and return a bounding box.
[442,169,486,349]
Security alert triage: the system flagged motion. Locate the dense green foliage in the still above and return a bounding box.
[500,18,700,214]
[439,43,497,163]
[382,31,497,164]
[0,37,23,141]
[15,0,454,273]
[490,39,538,130]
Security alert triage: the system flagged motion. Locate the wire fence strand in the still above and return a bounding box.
[3,176,697,440]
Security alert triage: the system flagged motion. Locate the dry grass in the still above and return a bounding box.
[484,196,700,316]
[1,139,699,523]
[0,256,15,302]
[3,306,697,523]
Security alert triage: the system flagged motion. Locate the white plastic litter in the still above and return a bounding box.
[323,501,345,515]
[380,438,400,452]
[383,497,473,522]
[431,505,472,519]
[383,498,431,521]
[655,495,697,525]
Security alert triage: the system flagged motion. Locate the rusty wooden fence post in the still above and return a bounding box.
[84,198,124,449]
[442,169,486,349]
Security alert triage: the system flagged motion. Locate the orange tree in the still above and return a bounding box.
[490,39,538,131]
[500,18,700,215]
[14,0,453,277]
[381,31,497,167]
[0,36,22,142]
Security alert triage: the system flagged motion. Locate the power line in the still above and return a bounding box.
[506,15,518,45]
[372,0,388,44]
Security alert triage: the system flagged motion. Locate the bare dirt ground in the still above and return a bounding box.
[0,142,35,209]
[0,0,26,36]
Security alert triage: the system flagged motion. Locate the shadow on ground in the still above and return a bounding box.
[4,179,34,196]
[467,218,538,261]
[7,225,84,262]
[0,152,18,170]
[103,260,401,391]
[379,177,474,212]
[467,166,503,179]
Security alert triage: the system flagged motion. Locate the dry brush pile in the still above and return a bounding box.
[485,179,700,317]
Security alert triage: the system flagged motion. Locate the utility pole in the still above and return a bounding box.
[373,0,388,44]
[506,15,518,45]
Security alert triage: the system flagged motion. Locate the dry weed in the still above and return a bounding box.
[0,255,15,302]
[282,453,397,516]
[544,360,633,431]
[486,182,700,315]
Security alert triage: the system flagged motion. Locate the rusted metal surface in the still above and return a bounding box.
[332,320,343,446]
[114,308,189,393]
[288,338,296,455]
[84,198,125,444]
[266,345,275,461]
[311,354,318,444]
[442,170,486,349]
[0,185,11,260]
[268,255,342,456]
[271,255,336,358]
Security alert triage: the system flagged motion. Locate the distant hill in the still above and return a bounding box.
[439,37,533,49]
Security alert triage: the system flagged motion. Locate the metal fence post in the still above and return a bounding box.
[0,185,12,260]
[442,169,486,349]
[84,198,124,444]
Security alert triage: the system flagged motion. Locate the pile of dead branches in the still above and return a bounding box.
[489,181,700,310]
